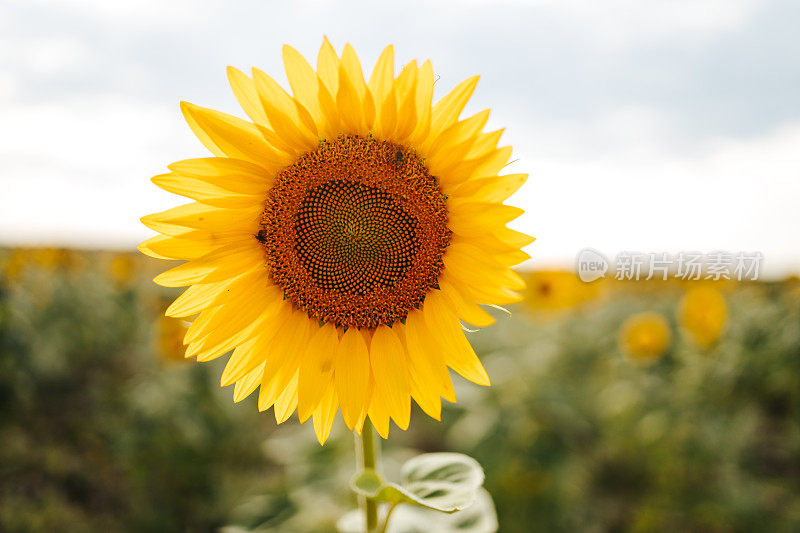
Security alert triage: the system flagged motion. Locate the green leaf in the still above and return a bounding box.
[337,489,498,533]
[350,453,485,514]
[443,489,498,531]
[350,470,421,509]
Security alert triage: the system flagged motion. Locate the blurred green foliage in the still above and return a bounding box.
[2,248,800,532]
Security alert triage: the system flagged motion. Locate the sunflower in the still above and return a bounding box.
[619,312,671,363]
[157,313,191,364]
[524,269,597,313]
[108,252,137,288]
[679,286,727,349]
[139,39,531,444]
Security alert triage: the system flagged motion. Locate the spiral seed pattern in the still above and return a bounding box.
[259,135,450,328]
[295,180,418,293]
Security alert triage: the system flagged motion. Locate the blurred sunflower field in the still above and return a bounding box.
[2,247,800,532]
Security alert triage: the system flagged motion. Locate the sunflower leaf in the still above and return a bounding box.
[350,453,485,514]
[337,489,498,532]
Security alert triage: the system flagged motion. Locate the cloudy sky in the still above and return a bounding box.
[1,0,799,275]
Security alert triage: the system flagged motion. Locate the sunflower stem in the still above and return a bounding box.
[357,418,379,532]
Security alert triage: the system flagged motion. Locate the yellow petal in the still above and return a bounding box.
[317,76,341,139]
[282,44,324,124]
[293,98,320,139]
[223,336,259,387]
[408,60,434,146]
[393,61,418,141]
[140,203,215,236]
[220,305,294,386]
[443,242,521,295]
[153,243,262,287]
[368,45,395,111]
[439,277,495,328]
[341,44,367,99]
[316,36,340,95]
[252,68,318,152]
[167,156,268,179]
[369,326,411,430]
[141,202,262,235]
[139,233,218,261]
[233,362,264,402]
[151,173,262,208]
[180,102,287,169]
[140,231,252,261]
[334,327,371,430]
[355,375,373,435]
[168,175,269,200]
[461,281,522,307]
[337,63,366,135]
[183,305,221,345]
[369,45,397,138]
[258,310,311,411]
[166,278,236,317]
[340,43,374,128]
[405,310,456,402]
[451,173,528,203]
[404,310,455,406]
[489,226,536,250]
[274,371,299,424]
[424,109,489,159]
[430,76,480,134]
[312,386,338,445]
[223,69,298,155]
[226,66,269,126]
[472,145,514,178]
[439,134,508,191]
[428,138,475,180]
[466,129,504,159]
[298,323,339,422]
[368,395,391,439]
[377,86,398,139]
[422,291,490,386]
[189,286,283,362]
[448,202,524,238]
[182,271,273,344]
[189,284,281,362]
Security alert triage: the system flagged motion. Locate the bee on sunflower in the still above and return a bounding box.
[139,39,531,446]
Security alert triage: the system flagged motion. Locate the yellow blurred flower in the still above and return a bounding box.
[158,314,190,363]
[29,247,71,271]
[619,312,671,363]
[1,249,29,283]
[679,286,727,348]
[524,270,596,312]
[108,252,137,288]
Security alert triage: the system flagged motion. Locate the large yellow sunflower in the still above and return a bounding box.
[139,39,532,444]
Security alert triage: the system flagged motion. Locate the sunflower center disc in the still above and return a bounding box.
[296,180,418,292]
[259,134,451,329]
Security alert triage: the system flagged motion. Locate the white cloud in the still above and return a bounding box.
[437,0,759,46]
[0,35,92,83]
[0,96,203,248]
[6,0,205,24]
[512,121,800,277]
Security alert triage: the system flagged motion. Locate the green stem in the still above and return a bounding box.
[358,418,379,532]
[378,502,398,533]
